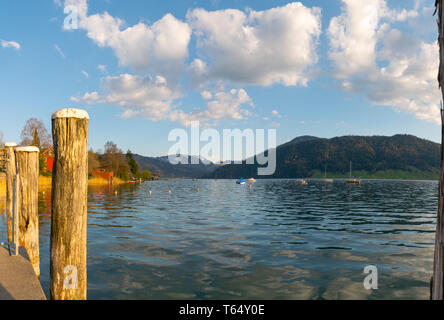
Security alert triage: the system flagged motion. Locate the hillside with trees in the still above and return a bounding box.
[208,135,441,180]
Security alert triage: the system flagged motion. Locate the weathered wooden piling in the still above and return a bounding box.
[14,146,40,279]
[5,142,17,243]
[50,108,89,300]
[433,0,444,300]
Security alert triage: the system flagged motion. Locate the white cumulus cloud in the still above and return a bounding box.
[327,0,440,124]
[71,74,254,127]
[65,0,191,81]
[187,2,322,86]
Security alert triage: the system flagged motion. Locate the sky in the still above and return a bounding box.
[0,0,441,160]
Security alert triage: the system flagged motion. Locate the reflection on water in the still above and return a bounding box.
[0,179,438,299]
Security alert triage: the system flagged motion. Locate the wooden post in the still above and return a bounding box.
[50,108,89,300]
[5,142,17,243]
[433,0,444,300]
[14,146,40,279]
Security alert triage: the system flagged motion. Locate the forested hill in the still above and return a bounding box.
[208,134,441,180]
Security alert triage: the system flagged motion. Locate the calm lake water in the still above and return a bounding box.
[0,179,438,299]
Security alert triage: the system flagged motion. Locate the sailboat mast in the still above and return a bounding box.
[349,161,352,179]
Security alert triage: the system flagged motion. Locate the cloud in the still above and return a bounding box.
[71,91,99,103]
[64,0,191,81]
[63,0,257,127]
[201,91,212,100]
[186,2,322,86]
[1,39,20,50]
[72,74,254,126]
[54,44,66,58]
[81,70,89,78]
[63,0,439,127]
[194,88,253,122]
[327,0,440,123]
[97,64,107,73]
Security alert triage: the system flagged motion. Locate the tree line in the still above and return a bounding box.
[2,117,151,181]
[88,141,152,181]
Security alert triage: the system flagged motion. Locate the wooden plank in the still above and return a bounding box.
[0,247,46,300]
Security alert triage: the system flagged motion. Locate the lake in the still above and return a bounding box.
[0,179,438,299]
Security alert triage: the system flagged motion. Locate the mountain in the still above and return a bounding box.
[208,134,441,180]
[278,135,319,148]
[133,154,217,178]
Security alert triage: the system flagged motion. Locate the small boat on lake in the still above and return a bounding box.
[301,179,308,185]
[345,161,361,184]
[248,178,256,183]
[323,164,334,183]
[236,178,247,185]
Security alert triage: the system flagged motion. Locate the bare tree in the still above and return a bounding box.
[20,118,51,148]
[433,0,444,300]
[102,141,129,179]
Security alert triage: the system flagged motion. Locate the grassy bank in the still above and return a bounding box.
[311,168,440,180]
[0,176,5,197]
[0,175,127,197]
[88,177,126,185]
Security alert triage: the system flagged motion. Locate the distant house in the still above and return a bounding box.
[151,173,159,180]
[92,168,114,183]
[41,147,54,172]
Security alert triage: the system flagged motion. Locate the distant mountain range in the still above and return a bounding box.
[133,134,441,180]
[132,154,218,178]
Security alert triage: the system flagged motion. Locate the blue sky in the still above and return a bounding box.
[0,0,440,159]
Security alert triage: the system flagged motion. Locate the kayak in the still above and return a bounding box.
[236,178,247,185]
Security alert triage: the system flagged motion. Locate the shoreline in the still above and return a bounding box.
[0,176,129,197]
